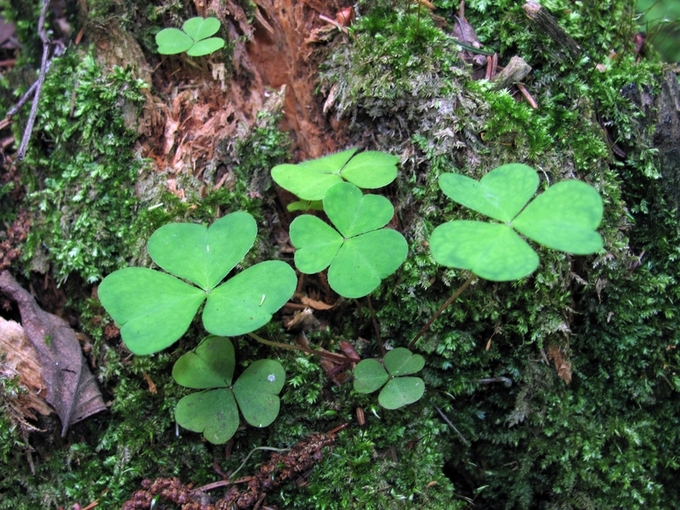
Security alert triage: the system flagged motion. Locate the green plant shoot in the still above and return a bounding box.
[289,182,408,298]
[98,212,297,355]
[353,348,425,409]
[271,148,399,204]
[429,164,604,281]
[156,17,225,57]
[173,336,285,444]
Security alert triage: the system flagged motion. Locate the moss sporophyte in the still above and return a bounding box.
[99,150,604,439]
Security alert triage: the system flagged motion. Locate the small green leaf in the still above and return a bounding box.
[271,149,357,200]
[290,215,343,274]
[513,180,604,254]
[233,360,285,428]
[430,221,538,281]
[98,268,206,355]
[175,389,239,444]
[203,261,297,336]
[172,336,235,389]
[328,229,408,298]
[324,182,394,238]
[439,164,539,222]
[384,348,425,376]
[353,359,389,394]
[155,28,193,54]
[182,17,221,40]
[378,377,425,409]
[148,212,257,291]
[187,37,225,57]
[340,151,399,189]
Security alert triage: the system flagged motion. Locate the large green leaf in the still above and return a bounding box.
[430,221,539,281]
[289,215,343,274]
[513,180,604,254]
[271,149,357,200]
[172,336,235,389]
[148,212,256,291]
[182,16,221,40]
[155,28,193,55]
[233,360,285,428]
[175,389,239,444]
[328,229,408,298]
[339,151,399,189]
[203,261,297,336]
[439,164,539,222]
[384,348,425,376]
[378,377,425,410]
[353,359,389,394]
[98,268,206,355]
[324,182,394,238]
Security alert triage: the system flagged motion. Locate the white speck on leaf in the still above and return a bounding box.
[268,374,276,382]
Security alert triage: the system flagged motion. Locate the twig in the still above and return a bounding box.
[408,273,477,349]
[247,332,350,364]
[16,0,52,160]
[434,406,468,445]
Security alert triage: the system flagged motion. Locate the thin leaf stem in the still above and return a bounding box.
[408,273,477,349]
[247,332,349,363]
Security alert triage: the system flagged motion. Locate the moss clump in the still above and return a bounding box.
[17,49,147,283]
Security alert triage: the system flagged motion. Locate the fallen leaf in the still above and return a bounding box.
[299,295,335,310]
[0,271,106,436]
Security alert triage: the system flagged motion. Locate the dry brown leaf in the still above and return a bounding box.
[547,344,572,384]
[0,271,106,436]
[299,295,335,310]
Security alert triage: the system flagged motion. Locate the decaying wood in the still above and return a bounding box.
[492,56,532,90]
[523,1,581,61]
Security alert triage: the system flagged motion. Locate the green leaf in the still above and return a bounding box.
[384,348,425,376]
[290,215,343,274]
[182,17,221,40]
[203,261,297,336]
[187,37,225,57]
[155,28,193,54]
[289,183,407,298]
[98,267,206,355]
[353,359,389,394]
[328,229,408,298]
[430,221,539,281]
[324,182,394,238]
[513,180,604,254]
[339,151,399,189]
[175,389,239,444]
[286,200,323,212]
[378,377,425,409]
[172,336,235,389]
[147,212,257,291]
[439,164,539,222]
[233,360,285,428]
[271,149,357,200]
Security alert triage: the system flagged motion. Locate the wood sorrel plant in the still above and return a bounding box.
[98,212,295,443]
[272,151,604,409]
[155,16,226,57]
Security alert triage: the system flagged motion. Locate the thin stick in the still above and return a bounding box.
[17,0,52,160]
[434,406,469,445]
[408,273,477,349]
[247,332,350,364]
[366,295,386,357]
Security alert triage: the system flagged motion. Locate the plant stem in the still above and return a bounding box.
[407,273,477,349]
[247,332,349,363]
